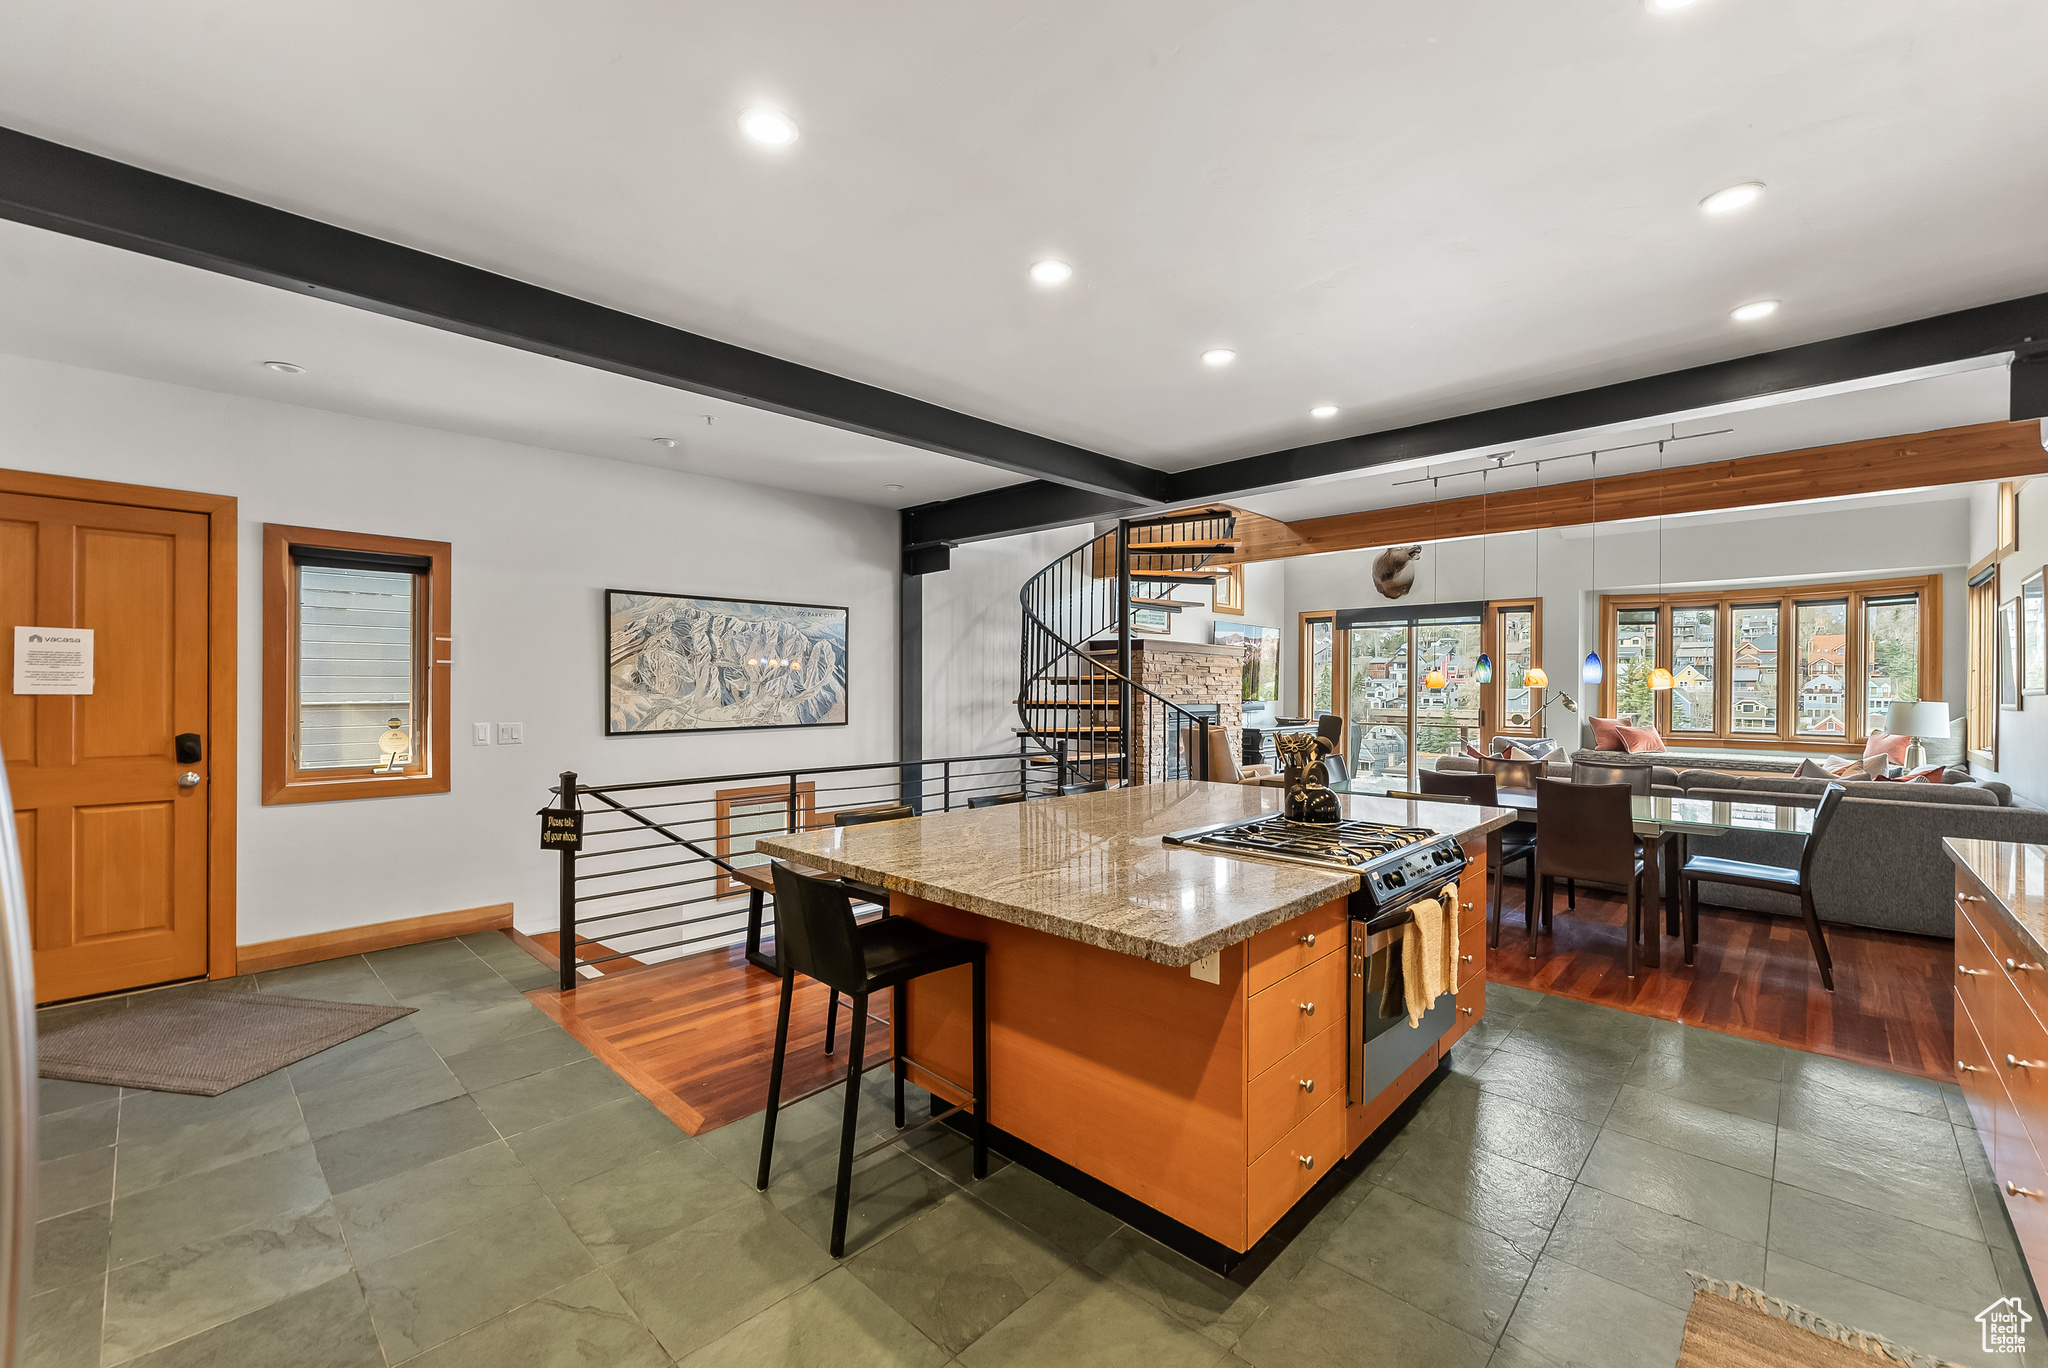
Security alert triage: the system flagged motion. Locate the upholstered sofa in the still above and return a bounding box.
[1430,754,2048,937]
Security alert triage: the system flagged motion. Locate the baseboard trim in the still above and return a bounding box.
[237,903,515,975]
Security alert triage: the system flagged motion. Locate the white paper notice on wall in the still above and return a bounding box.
[13,626,94,695]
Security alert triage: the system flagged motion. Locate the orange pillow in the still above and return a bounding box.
[1863,731,1911,764]
[1616,722,1665,753]
[1589,717,1626,751]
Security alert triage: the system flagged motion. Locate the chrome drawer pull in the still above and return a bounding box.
[1461,954,1475,963]
[1299,933,1316,948]
[1460,1006,1475,1016]
[1299,1078,1315,1094]
[1298,1154,1315,1171]
[2008,1054,2044,1070]
[2010,1180,2042,1199]
[1299,1001,1316,1016]
[1960,966,1990,977]
[2009,958,2043,974]
[1960,894,1986,904]
[1462,901,1474,911]
[1960,1060,1982,1073]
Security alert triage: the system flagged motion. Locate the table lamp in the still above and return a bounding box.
[1884,700,1951,768]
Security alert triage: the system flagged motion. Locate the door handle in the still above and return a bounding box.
[177,772,202,790]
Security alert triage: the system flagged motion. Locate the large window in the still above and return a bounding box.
[264,525,451,803]
[1599,575,1938,750]
[1492,604,1542,733]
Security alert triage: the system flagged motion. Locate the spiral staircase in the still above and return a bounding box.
[1015,508,1241,788]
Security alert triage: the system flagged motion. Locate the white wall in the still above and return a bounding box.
[0,351,901,944]
[1281,494,1974,751]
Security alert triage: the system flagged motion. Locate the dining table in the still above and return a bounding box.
[1331,778,1818,970]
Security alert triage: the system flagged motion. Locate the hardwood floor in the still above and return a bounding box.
[1487,884,1955,1081]
[527,943,891,1135]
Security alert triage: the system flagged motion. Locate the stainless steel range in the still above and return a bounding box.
[1163,813,1468,1107]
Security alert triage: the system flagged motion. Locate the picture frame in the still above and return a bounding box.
[1211,564,1245,616]
[2024,569,2046,696]
[606,590,848,735]
[2000,597,2022,711]
[1130,606,1172,636]
[1213,622,1280,702]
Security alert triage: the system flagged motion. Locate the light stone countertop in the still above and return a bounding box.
[755,781,1516,967]
[1947,838,2048,963]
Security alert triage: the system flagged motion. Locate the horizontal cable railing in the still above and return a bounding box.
[541,751,1065,991]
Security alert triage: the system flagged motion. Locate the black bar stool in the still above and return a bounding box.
[823,804,914,1053]
[757,862,988,1257]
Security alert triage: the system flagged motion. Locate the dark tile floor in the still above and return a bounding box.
[24,941,2041,1367]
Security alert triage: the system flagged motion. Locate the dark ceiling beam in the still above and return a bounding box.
[905,292,2048,546]
[0,125,1167,504]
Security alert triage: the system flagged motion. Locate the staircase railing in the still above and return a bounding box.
[1017,510,1238,786]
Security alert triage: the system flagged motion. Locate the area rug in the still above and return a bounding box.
[38,990,415,1096]
[1679,1274,1973,1368]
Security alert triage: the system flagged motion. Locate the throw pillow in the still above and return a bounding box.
[1863,731,1912,764]
[1855,754,1895,779]
[1589,716,1627,751]
[1616,722,1665,753]
[1463,742,1487,761]
[1504,745,1540,761]
[1794,758,1834,779]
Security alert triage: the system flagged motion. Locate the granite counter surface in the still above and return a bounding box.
[754,781,1515,967]
[1946,838,2048,962]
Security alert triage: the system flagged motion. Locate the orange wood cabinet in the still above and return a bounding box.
[901,833,1491,1253]
[1953,862,2048,1265]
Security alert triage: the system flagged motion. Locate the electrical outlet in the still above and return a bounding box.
[1189,951,1220,984]
[472,723,492,746]
[496,722,524,745]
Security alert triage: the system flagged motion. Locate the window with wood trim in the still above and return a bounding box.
[1598,574,1940,751]
[263,525,450,804]
[1299,612,1336,719]
[1968,564,1998,763]
[1483,602,1544,735]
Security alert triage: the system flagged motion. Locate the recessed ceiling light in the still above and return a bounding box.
[652,437,676,449]
[739,107,798,147]
[1202,349,1237,367]
[1310,405,1339,419]
[1730,299,1779,322]
[261,360,304,374]
[883,483,904,492]
[1029,260,1073,286]
[1646,0,1701,11]
[1700,182,1765,215]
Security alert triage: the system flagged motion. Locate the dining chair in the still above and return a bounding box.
[966,792,1027,809]
[1421,768,1536,949]
[1315,714,1344,749]
[1532,779,1655,976]
[758,863,987,1256]
[1571,757,1650,795]
[1679,783,1841,990]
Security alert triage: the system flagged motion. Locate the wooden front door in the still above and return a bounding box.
[3,492,213,1002]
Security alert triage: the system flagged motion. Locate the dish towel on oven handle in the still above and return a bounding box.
[1400,881,1460,1028]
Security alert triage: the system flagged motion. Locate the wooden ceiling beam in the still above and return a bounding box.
[1224,420,2047,563]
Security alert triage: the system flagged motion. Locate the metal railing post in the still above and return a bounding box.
[1116,518,1132,786]
[1197,716,1211,781]
[787,772,799,833]
[556,770,578,993]
[1056,738,1068,793]
[942,759,952,812]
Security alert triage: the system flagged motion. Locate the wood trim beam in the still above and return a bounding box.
[1238,421,2048,563]
[237,902,513,974]
[0,125,1163,503]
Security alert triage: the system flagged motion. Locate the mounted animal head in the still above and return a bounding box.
[1372,544,1424,600]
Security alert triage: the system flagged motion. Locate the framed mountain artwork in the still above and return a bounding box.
[606,591,848,735]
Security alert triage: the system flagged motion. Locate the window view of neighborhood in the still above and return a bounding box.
[1346,622,1481,788]
[1731,605,1780,732]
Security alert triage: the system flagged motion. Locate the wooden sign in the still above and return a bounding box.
[539,808,583,851]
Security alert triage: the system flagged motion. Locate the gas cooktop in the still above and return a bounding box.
[1162,814,1466,917]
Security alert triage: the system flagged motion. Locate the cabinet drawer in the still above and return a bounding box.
[1956,989,2004,1141]
[1957,909,2003,1038]
[1440,976,1486,1053]
[1246,1021,1344,1162]
[1994,1104,2048,1267]
[1997,983,2048,1161]
[1247,951,1347,1078]
[1247,901,1347,997]
[1456,942,1484,987]
[1459,890,1487,943]
[1247,1091,1345,1241]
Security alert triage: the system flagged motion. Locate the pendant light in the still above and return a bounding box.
[1421,472,1448,691]
[1525,454,1548,689]
[1648,435,1674,692]
[1581,449,1604,687]
[1474,469,1494,683]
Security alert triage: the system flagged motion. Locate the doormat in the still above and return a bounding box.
[1679,1274,1972,1368]
[39,990,415,1096]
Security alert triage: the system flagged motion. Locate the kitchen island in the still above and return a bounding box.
[758,780,1516,1266]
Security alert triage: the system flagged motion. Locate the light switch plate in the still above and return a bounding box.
[1189,951,1220,984]
[497,722,524,745]
[472,723,492,745]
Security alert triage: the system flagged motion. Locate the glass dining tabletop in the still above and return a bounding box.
[1330,779,1816,838]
